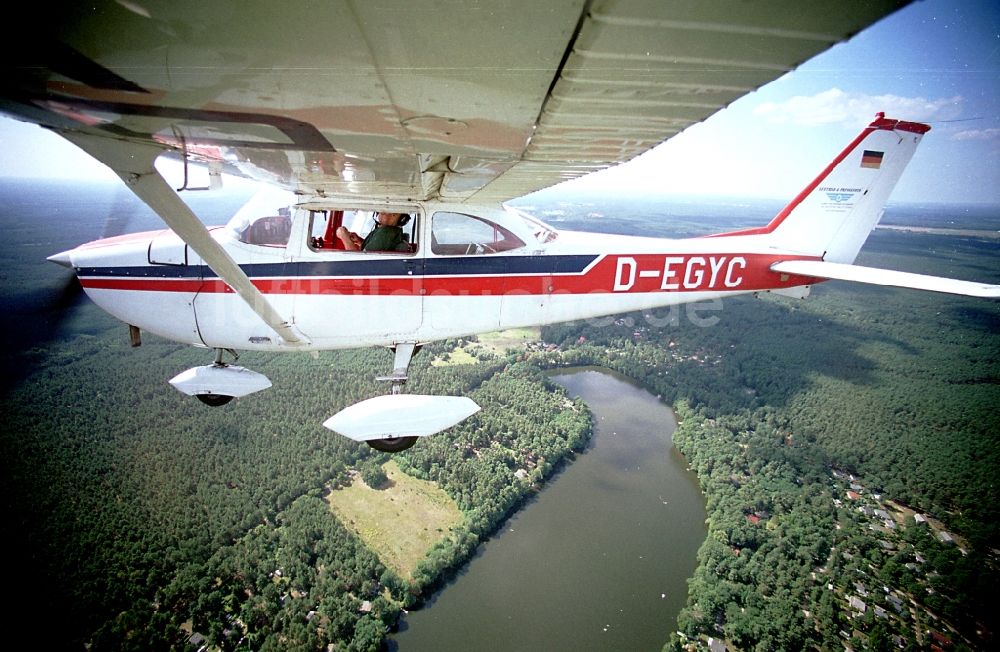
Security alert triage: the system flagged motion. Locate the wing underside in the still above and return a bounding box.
[1,0,908,203]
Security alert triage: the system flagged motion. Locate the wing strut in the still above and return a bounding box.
[60,132,308,346]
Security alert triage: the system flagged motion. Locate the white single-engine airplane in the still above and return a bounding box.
[2,1,997,451]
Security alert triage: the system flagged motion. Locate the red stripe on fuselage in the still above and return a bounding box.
[78,253,820,296]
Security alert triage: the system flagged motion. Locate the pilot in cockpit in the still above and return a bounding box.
[336,212,409,252]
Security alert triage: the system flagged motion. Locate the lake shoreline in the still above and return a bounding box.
[391,366,707,651]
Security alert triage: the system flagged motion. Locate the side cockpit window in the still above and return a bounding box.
[308,210,418,254]
[431,212,525,255]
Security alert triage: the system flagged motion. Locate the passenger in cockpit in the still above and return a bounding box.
[336,212,408,252]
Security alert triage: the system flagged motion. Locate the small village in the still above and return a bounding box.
[677,468,989,652]
[822,469,985,651]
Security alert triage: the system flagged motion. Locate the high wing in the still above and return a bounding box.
[1,0,909,203]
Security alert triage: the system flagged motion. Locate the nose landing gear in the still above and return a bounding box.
[168,348,272,406]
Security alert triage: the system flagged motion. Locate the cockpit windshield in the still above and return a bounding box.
[226,187,297,247]
[504,205,559,244]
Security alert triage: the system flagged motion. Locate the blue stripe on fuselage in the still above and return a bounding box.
[77,254,599,278]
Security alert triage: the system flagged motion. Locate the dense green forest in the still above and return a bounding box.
[1,329,592,650]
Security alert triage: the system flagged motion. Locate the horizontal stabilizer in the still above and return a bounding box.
[771,260,1000,298]
[324,394,481,442]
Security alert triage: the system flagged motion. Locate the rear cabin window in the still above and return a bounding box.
[431,212,525,255]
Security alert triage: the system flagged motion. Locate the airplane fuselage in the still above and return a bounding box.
[60,201,820,351]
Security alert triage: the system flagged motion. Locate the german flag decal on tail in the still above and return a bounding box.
[860,150,884,168]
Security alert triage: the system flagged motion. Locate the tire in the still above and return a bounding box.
[367,436,418,453]
[196,393,234,407]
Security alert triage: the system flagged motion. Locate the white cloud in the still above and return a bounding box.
[753,89,963,128]
[952,128,1000,141]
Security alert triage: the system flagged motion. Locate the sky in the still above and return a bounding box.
[564,0,1000,204]
[0,0,997,205]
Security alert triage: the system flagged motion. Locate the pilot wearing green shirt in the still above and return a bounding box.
[336,212,407,252]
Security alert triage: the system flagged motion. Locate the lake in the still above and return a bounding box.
[391,367,707,651]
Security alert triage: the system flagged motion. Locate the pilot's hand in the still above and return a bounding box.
[336,226,363,251]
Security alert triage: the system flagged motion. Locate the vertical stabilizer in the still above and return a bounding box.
[763,114,929,263]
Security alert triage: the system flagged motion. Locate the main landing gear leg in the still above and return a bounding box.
[368,342,421,452]
[196,349,239,406]
[377,342,419,395]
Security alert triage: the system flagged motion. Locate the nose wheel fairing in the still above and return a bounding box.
[168,349,272,404]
